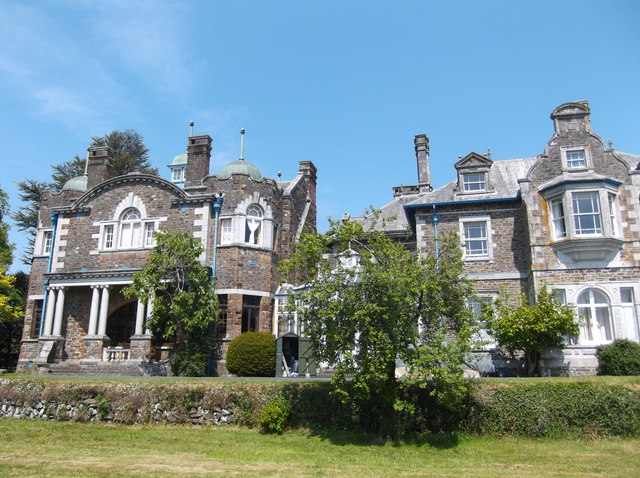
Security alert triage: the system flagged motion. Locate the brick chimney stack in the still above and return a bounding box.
[414,134,431,193]
[185,134,212,187]
[86,146,112,189]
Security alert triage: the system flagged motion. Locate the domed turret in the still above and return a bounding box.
[62,175,88,192]
[218,159,262,180]
[218,128,262,180]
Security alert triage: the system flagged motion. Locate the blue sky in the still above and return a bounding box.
[1,1,639,272]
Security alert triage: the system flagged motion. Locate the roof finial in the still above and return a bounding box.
[239,128,246,161]
[189,121,194,137]
[608,139,614,149]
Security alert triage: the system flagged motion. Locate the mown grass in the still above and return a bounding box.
[0,419,638,477]
[5,373,639,385]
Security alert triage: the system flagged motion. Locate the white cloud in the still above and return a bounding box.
[89,1,197,98]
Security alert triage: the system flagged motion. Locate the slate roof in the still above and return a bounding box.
[614,151,640,171]
[408,157,537,207]
[357,151,640,233]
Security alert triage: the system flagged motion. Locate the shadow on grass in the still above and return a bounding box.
[299,425,462,449]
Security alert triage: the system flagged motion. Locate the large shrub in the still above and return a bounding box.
[226,332,276,377]
[597,339,640,376]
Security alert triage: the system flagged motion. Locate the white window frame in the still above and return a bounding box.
[220,217,233,245]
[620,287,640,342]
[245,204,263,246]
[561,146,591,171]
[572,191,602,236]
[99,207,160,252]
[462,172,487,192]
[576,288,614,345]
[546,188,620,241]
[549,196,567,240]
[42,230,53,255]
[171,166,185,183]
[460,216,492,261]
[103,225,115,250]
[468,296,496,350]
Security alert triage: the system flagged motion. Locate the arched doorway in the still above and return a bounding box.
[107,302,137,346]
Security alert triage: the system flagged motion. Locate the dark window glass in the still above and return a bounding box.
[217,294,228,336]
[242,295,261,332]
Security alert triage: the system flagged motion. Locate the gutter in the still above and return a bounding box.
[39,212,59,337]
[403,192,521,226]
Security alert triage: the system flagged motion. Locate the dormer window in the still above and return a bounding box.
[463,173,486,192]
[171,166,185,183]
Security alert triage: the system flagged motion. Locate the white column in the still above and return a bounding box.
[43,288,57,336]
[144,295,154,335]
[88,286,100,335]
[52,287,66,336]
[134,299,145,336]
[97,285,110,336]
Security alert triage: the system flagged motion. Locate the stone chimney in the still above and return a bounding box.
[414,134,431,193]
[86,146,112,189]
[185,134,212,186]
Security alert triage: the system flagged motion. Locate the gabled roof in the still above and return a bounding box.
[455,152,493,169]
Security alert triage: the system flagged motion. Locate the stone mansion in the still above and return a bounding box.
[17,132,316,375]
[17,100,640,376]
[354,100,640,375]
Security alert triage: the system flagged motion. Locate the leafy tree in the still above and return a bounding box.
[11,179,50,264]
[279,218,476,439]
[0,269,24,368]
[51,129,158,188]
[483,287,578,376]
[123,230,216,376]
[0,186,23,368]
[13,130,157,263]
[0,187,13,268]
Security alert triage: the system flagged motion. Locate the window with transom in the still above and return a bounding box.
[245,205,263,245]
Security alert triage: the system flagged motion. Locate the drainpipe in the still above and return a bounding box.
[39,212,59,337]
[211,193,224,290]
[433,205,439,272]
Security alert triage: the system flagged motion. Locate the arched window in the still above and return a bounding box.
[577,288,613,344]
[245,205,263,245]
[119,208,142,248]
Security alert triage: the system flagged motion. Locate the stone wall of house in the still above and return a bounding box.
[415,200,531,297]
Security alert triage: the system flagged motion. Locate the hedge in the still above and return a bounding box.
[0,378,638,437]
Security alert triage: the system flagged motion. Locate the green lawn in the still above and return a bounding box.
[0,419,638,477]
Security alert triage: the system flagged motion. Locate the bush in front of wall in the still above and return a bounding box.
[258,398,292,434]
[226,332,276,377]
[597,339,640,376]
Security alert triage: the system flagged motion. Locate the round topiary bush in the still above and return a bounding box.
[597,339,640,376]
[226,332,276,377]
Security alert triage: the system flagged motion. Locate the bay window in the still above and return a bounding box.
[572,192,602,235]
